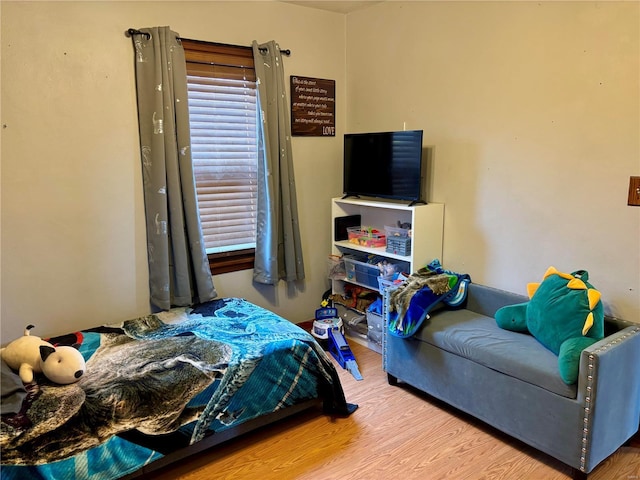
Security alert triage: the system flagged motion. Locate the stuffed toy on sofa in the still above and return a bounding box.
[495,266,604,385]
[0,325,86,384]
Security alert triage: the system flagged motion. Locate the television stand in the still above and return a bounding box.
[330,196,444,293]
[408,199,427,206]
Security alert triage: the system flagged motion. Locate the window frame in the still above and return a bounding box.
[182,38,257,275]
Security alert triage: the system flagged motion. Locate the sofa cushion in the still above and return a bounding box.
[412,308,578,398]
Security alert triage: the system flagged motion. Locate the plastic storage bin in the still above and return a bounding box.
[343,256,358,283]
[366,310,383,353]
[385,225,412,255]
[343,255,397,290]
[384,225,410,237]
[377,272,408,293]
[386,236,411,255]
[347,226,386,248]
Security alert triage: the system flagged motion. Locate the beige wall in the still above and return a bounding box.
[1,0,638,343]
[347,1,639,321]
[1,1,346,341]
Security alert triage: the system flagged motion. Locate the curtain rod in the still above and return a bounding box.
[125,28,291,56]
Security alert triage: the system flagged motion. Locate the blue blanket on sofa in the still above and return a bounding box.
[387,260,471,338]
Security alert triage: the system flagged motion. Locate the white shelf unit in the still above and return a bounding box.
[330,197,444,294]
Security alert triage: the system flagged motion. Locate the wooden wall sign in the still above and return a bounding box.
[290,76,335,136]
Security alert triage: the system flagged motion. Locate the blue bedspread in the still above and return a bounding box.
[1,298,353,479]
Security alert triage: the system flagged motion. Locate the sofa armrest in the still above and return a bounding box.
[604,316,639,336]
[578,324,640,473]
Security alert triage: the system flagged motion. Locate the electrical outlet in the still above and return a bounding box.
[628,176,640,206]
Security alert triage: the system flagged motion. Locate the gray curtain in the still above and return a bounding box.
[132,26,216,310]
[252,40,305,285]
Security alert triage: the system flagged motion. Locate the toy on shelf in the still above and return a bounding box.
[347,226,386,248]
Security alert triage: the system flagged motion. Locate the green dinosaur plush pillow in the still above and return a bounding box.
[495,266,604,384]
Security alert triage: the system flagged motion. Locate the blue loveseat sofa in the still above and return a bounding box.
[383,283,640,479]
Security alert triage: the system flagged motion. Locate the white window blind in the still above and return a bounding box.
[183,40,258,254]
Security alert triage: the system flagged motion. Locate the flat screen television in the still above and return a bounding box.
[343,130,425,205]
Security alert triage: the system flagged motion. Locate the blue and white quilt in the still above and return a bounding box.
[1,298,354,479]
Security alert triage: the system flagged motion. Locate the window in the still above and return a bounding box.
[182,39,258,274]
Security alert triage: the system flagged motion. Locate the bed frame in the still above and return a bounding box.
[121,399,322,479]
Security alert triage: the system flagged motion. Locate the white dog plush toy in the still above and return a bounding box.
[0,325,86,384]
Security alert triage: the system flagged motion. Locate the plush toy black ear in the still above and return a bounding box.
[40,345,55,362]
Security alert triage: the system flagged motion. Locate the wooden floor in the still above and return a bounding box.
[152,342,640,480]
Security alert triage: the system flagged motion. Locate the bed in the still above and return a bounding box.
[1,297,356,479]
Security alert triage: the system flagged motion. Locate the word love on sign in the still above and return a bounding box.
[290,76,335,136]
